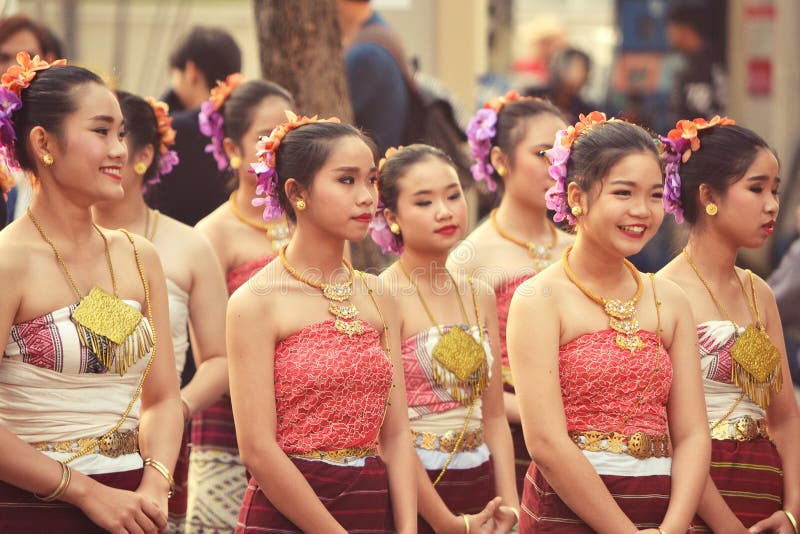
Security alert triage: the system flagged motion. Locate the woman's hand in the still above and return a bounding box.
[78,484,167,533]
[750,510,798,534]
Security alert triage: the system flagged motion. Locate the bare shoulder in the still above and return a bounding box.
[512,263,566,310]
[194,203,232,240]
[650,274,691,309]
[654,254,685,283]
[448,219,494,273]
[376,262,402,292]
[229,260,280,319]
[108,227,159,265]
[0,224,31,284]
[161,215,216,257]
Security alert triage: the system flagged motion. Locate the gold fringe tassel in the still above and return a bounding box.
[432,359,489,406]
[76,318,154,376]
[732,360,782,411]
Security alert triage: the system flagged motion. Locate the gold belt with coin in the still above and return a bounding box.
[288,446,377,464]
[411,427,484,453]
[569,430,671,459]
[32,429,139,458]
[710,415,769,441]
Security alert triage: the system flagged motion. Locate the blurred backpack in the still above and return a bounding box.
[351,23,472,187]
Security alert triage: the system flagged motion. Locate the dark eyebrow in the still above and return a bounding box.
[747,175,780,185]
[89,115,115,124]
[608,179,636,187]
[333,165,377,173]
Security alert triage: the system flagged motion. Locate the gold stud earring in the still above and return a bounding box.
[295,199,307,211]
[496,166,507,177]
[389,223,400,235]
[42,154,54,166]
[134,162,148,175]
[571,205,583,217]
[230,156,242,170]
[705,203,718,216]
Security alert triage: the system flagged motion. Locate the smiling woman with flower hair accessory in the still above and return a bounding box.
[229,113,416,532]
[657,118,800,532]
[91,90,230,534]
[449,92,573,494]
[0,54,183,531]
[508,112,710,532]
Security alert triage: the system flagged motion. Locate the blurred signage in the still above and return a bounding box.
[744,1,775,97]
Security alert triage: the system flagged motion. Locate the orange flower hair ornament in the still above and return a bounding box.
[467,90,532,191]
[0,52,67,198]
[144,97,179,187]
[199,73,245,171]
[251,110,341,221]
[661,115,735,223]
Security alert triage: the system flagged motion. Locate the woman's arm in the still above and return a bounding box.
[227,288,347,533]
[750,280,800,533]
[180,233,229,419]
[657,281,711,534]
[479,285,519,531]
[507,278,638,534]
[133,237,183,509]
[374,286,418,534]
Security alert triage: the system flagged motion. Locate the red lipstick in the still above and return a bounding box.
[435,224,458,236]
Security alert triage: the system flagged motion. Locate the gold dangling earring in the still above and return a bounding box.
[230,156,242,170]
[705,203,718,216]
[571,205,583,217]
[42,154,54,166]
[295,199,307,211]
[134,162,148,175]
[389,223,400,235]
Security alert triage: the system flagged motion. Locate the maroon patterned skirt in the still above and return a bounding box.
[691,438,782,530]
[418,459,494,533]
[191,395,238,452]
[520,464,670,532]
[0,468,143,533]
[235,456,393,533]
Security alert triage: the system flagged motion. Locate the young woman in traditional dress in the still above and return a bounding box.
[91,91,229,533]
[508,112,710,532]
[657,117,800,532]
[229,115,416,532]
[449,93,573,494]
[370,144,519,532]
[192,76,294,531]
[0,55,182,532]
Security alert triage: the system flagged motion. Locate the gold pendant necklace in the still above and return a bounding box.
[683,248,781,409]
[490,208,558,271]
[279,244,364,336]
[562,245,644,352]
[398,261,488,405]
[27,209,154,376]
[229,190,291,253]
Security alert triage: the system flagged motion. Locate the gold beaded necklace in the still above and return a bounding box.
[27,209,155,376]
[561,245,644,352]
[278,244,363,336]
[683,248,782,409]
[229,190,291,253]
[490,208,557,271]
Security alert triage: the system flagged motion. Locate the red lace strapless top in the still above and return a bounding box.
[560,329,672,435]
[226,254,275,295]
[495,274,534,368]
[274,320,393,453]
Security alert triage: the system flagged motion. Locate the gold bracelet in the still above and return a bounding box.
[785,510,799,534]
[143,457,175,498]
[499,505,520,524]
[461,514,470,534]
[34,461,71,502]
[657,528,667,534]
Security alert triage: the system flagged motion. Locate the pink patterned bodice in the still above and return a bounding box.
[273,320,393,453]
[495,274,534,368]
[402,325,492,418]
[226,254,274,295]
[4,300,146,375]
[560,329,672,435]
[697,321,737,385]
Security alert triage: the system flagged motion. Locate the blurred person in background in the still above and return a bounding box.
[524,47,596,124]
[511,14,567,90]
[667,3,726,121]
[146,26,241,227]
[768,205,800,387]
[0,13,60,224]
